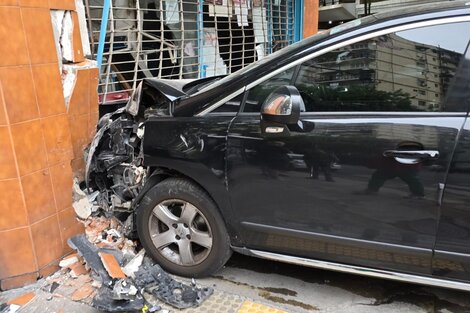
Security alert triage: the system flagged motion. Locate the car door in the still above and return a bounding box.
[432,40,470,281]
[227,20,470,275]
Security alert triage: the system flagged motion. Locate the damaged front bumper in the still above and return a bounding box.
[85,82,156,216]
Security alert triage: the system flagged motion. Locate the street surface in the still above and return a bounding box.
[2,253,470,313]
[201,253,470,313]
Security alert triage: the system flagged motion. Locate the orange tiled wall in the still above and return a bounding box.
[0,0,97,290]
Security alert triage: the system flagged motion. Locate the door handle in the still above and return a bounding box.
[383,150,440,164]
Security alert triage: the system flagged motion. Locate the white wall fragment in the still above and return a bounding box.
[62,66,77,109]
[75,0,92,57]
[122,249,145,278]
[50,10,75,63]
[62,11,75,63]
[72,178,95,219]
[51,10,66,69]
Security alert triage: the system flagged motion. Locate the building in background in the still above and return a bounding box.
[355,0,450,17]
[318,0,356,29]
[318,0,448,30]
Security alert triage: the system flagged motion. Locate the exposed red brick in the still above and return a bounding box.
[71,282,94,301]
[7,292,35,306]
[98,252,126,279]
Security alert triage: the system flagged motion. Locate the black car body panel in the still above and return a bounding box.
[143,115,243,242]
[226,113,466,275]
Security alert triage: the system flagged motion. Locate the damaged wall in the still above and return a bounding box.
[0,0,98,290]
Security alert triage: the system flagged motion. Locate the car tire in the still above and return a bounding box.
[136,177,232,277]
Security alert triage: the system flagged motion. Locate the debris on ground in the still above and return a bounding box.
[6,292,36,307]
[45,91,213,311]
[98,252,127,279]
[33,211,213,312]
[0,303,19,313]
[134,264,213,309]
[92,285,145,312]
[68,234,114,286]
[122,249,145,278]
[71,283,95,301]
[0,291,35,313]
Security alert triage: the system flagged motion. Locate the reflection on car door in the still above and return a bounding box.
[227,21,470,275]
[433,40,470,281]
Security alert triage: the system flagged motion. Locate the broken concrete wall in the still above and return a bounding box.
[0,0,98,290]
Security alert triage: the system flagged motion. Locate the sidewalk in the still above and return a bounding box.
[0,272,287,313]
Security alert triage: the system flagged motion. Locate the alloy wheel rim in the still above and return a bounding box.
[148,199,213,266]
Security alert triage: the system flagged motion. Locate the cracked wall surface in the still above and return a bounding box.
[0,0,98,290]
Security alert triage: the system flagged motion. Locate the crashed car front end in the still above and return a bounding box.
[84,81,168,216]
[84,76,223,219]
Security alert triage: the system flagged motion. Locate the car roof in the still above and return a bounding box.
[174,0,470,117]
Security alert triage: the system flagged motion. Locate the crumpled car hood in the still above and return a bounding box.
[143,75,224,105]
[143,78,191,102]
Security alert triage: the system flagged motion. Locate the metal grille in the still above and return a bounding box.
[85,0,296,103]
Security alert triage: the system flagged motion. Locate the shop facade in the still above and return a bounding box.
[86,0,304,103]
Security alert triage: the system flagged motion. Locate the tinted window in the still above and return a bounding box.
[295,21,470,112]
[243,68,296,112]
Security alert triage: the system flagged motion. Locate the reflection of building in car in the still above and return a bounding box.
[297,32,460,112]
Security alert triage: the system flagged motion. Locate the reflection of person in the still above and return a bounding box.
[260,141,291,179]
[361,157,424,198]
[303,144,336,182]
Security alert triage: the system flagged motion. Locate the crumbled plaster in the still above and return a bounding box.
[63,11,75,63]
[51,8,97,108]
[72,178,93,219]
[51,10,75,63]
[75,0,91,57]
[50,10,65,69]
[51,9,75,105]
[62,66,76,109]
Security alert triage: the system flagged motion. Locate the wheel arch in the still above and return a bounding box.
[134,166,241,244]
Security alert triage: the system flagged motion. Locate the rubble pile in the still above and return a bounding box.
[0,292,36,313]
[38,215,212,313]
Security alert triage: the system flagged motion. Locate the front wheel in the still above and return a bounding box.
[136,178,232,277]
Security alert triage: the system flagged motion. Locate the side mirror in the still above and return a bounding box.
[261,85,305,125]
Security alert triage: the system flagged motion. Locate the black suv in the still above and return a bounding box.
[88,1,470,291]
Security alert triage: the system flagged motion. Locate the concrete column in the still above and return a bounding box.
[303,0,319,38]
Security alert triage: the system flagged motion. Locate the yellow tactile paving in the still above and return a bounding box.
[237,300,288,313]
